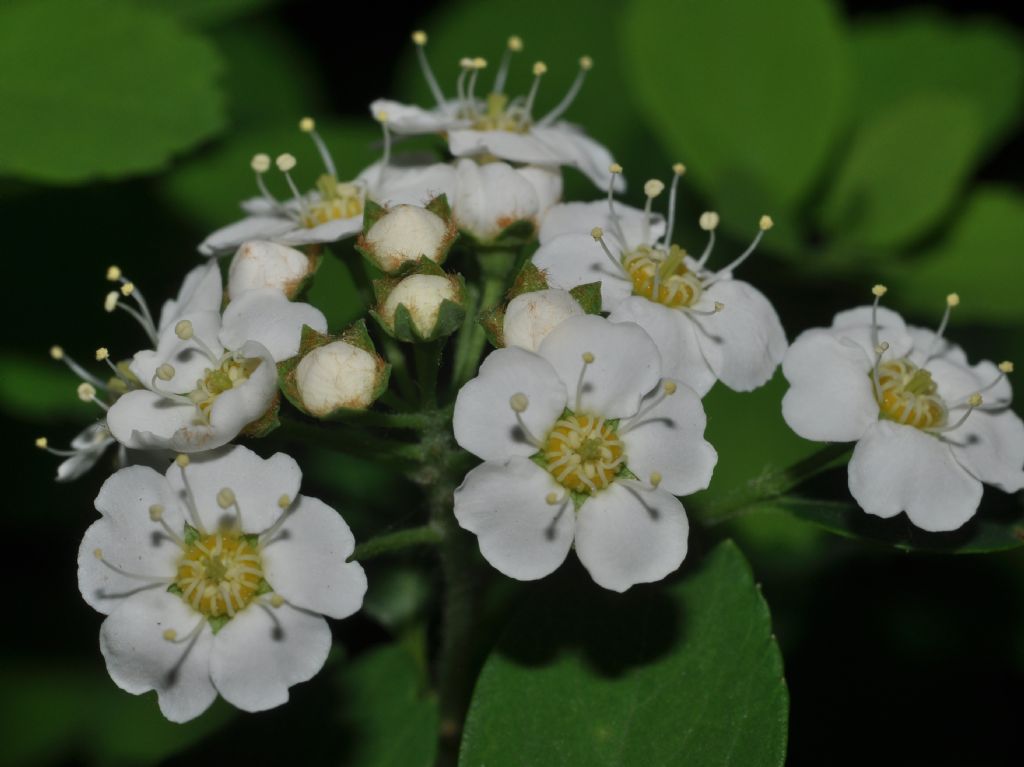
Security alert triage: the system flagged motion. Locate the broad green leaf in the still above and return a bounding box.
[769,495,1024,554]
[336,644,438,767]
[460,541,788,767]
[0,354,93,422]
[819,95,983,251]
[145,0,277,27]
[624,0,849,230]
[851,11,1024,155]
[884,186,1024,324]
[159,119,379,233]
[0,0,226,184]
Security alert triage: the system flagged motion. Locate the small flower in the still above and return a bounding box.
[227,240,317,300]
[106,270,326,451]
[502,288,586,352]
[532,166,787,395]
[370,34,620,191]
[37,422,118,482]
[78,445,367,722]
[453,315,717,592]
[781,290,1024,531]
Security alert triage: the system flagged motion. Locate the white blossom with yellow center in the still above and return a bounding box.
[533,166,787,396]
[782,289,1024,532]
[77,445,367,723]
[453,315,717,592]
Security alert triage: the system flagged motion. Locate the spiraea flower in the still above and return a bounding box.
[532,166,787,395]
[369,32,621,192]
[356,197,457,274]
[106,264,326,452]
[782,288,1024,531]
[453,315,717,592]
[227,240,318,300]
[78,445,367,722]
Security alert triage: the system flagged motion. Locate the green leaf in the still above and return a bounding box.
[336,644,438,767]
[362,565,434,631]
[770,495,1024,554]
[0,0,225,184]
[624,0,849,229]
[145,0,278,27]
[305,249,366,330]
[818,95,983,251]
[0,354,91,422]
[851,11,1024,155]
[460,541,788,767]
[883,186,1024,324]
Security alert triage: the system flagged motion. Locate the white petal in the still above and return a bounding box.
[830,304,914,360]
[454,458,574,581]
[99,590,216,723]
[539,200,662,250]
[848,420,982,532]
[205,341,279,445]
[79,466,183,614]
[165,445,302,535]
[925,355,1012,408]
[531,233,633,312]
[781,328,880,442]
[695,279,787,392]
[275,215,363,246]
[453,346,566,461]
[220,289,326,361]
[240,196,275,215]
[370,98,467,134]
[531,125,625,193]
[503,288,585,352]
[538,315,661,418]
[106,390,201,452]
[945,408,1024,493]
[517,165,563,216]
[574,484,688,592]
[57,444,107,482]
[132,310,224,394]
[261,495,368,619]
[361,161,457,207]
[608,296,717,397]
[227,241,310,300]
[905,325,969,367]
[209,603,331,713]
[198,216,299,257]
[158,262,223,331]
[452,159,541,241]
[620,380,717,496]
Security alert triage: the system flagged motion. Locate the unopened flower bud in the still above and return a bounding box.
[503,289,584,352]
[295,341,381,416]
[381,274,460,337]
[228,240,311,299]
[361,205,451,273]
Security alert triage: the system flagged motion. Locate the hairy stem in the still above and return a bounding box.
[348,524,443,562]
[277,416,427,464]
[452,250,515,388]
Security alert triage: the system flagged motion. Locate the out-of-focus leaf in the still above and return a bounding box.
[819,95,983,251]
[336,644,438,767]
[884,186,1024,323]
[306,250,366,331]
[146,0,277,27]
[0,354,91,422]
[0,0,225,184]
[460,541,788,767]
[159,119,379,234]
[624,0,849,236]
[851,11,1024,155]
[362,564,433,631]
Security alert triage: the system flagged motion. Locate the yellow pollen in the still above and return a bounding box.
[672,162,686,176]
[579,55,593,70]
[999,361,1014,374]
[175,532,264,618]
[411,30,427,45]
[49,345,64,360]
[105,265,122,281]
[120,282,134,297]
[509,392,529,412]
[532,61,547,76]
[156,364,175,381]
[216,488,236,509]
[187,355,263,420]
[591,226,603,240]
[176,454,190,467]
[35,437,48,449]
[875,358,947,430]
[276,153,297,172]
[270,594,285,608]
[299,116,315,132]
[507,35,523,51]
[149,504,164,521]
[625,245,702,309]
[95,347,109,361]
[872,284,888,298]
[299,179,364,228]
[758,215,774,231]
[278,494,291,509]
[609,163,623,174]
[967,393,983,407]
[93,548,103,559]
[946,293,960,307]
[175,319,193,340]
[77,382,96,402]
[473,57,487,69]
[650,472,662,488]
[163,629,177,641]
[699,211,719,231]
[581,352,595,364]
[545,491,560,505]
[251,153,271,173]
[543,413,625,494]
[644,179,665,198]
[663,380,677,395]
[104,291,118,312]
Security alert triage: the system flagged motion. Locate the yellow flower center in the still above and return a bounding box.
[188,355,262,420]
[175,532,263,617]
[875,358,947,429]
[543,413,625,494]
[624,245,702,309]
[470,92,531,133]
[300,175,364,229]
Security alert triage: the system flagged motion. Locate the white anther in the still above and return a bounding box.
[699,211,720,231]
[411,30,427,45]
[77,382,97,402]
[532,61,547,76]
[275,153,297,172]
[579,55,593,70]
[49,345,64,360]
[217,488,236,509]
[35,437,48,449]
[106,265,122,281]
[175,454,190,468]
[510,393,529,412]
[299,116,315,133]
[95,347,109,361]
[999,361,1014,374]
[759,215,774,231]
[104,291,119,313]
[149,504,164,521]
[120,282,134,297]
[644,179,665,198]
[946,293,960,307]
[155,363,175,381]
[250,153,271,173]
[508,35,523,51]
[174,319,194,340]
[872,284,888,298]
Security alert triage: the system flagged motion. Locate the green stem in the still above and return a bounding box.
[414,339,443,408]
[277,416,427,463]
[334,409,435,430]
[449,283,481,395]
[380,333,417,405]
[348,524,443,562]
[452,250,515,388]
[692,442,852,526]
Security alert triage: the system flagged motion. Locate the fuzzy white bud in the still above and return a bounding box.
[382,274,459,336]
[228,240,311,300]
[295,341,380,416]
[362,205,449,273]
[503,289,585,352]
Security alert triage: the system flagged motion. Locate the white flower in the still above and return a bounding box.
[78,445,367,722]
[370,33,621,192]
[502,288,585,352]
[453,315,717,592]
[532,169,787,395]
[295,341,385,416]
[227,240,314,300]
[781,289,1024,531]
[106,268,326,452]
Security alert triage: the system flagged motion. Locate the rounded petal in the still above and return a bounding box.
[454,458,574,581]
[209,603,331,713]
[99,590,216,723]
[198,216,299,257]
[453,346,567,461]
[205,342,279,446]
[361,161,457,207]
[220,290,326,361]
[131,310,225,394]
[227,241,311,300]
[276,216,363,247]
[574,484,688,592]
[79,466,183,614]
[517,165,563,216]
[609,296,717,396]
[619,380,718,496]
[531,233,633,311]
[165,445,302,534]
[848,421,983,532]
[106,390,200,452]
[158,262,223,331]
[370,98,467,134]
[452,159,541,241]
[781,328,880,442]
[830,305,913,360]
[906,325,969,367]
[926,355,1011,408]
[538,315,661,418]
[261,495,368,619]
[696,279,787,392]
[531,126,625,193]
[946,408,1024,493]
[539,200,660,250]
[503,288,584,352]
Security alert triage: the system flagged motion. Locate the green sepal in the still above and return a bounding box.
[240,391,280,439]
[508,261,549,298]
[208,615,230,635]
[425,192,453,221]
[277,321,391,420]
[370,269,467,343]
[255,578,273,596]
[569,281,603,315]
[479,303,506,349]
[569,490,589,512]
[360,198,387,231]
[459,218,537,249]
[183,524,200,546]
[477,261,550,349]
[166,583,183,597]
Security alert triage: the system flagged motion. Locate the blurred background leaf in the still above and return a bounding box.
[145,0,279,28]
[0,355,93,422]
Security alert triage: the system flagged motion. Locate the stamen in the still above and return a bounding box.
[106,265,122,282]
[870,284,888,350]
[870,341,890,400]
[36,435,78,457]
[93,548,174,584]
[930,393,982,433]
[105,290,158,345]
[110,273,157,340]
[620,379,677,434]
[466,57,487,106]
[375,110,392,183]
[299,116,337,178]
[176,455,207,534]
[955,360,1012,407]
[162,618,205,644]
[702,215,773,287]
[251,153,290,216]
[217,487,242,528]
[50,345,107,390]
[681,302,724,318]
[605,163,628,245]
[649,472,662,488]
[411,31,447,109]
[493,34,523,94]
[77,382,108,411]
[641,178,665,245]
[174,320,221,365]
[924,293,960,363]
[96,346,131,384]
[537,55,592,127]
[660,162,686,249]
[591,227,629,277]
[276,153,309,216]
[696,211,720,268]
[523,61,547,118]
[455,58,473,111]
[576,352,594,411]
[149,504,186,548]
[509,392,544,447]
